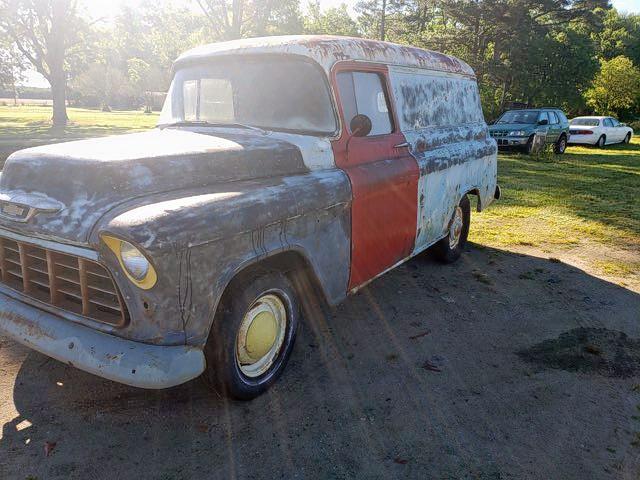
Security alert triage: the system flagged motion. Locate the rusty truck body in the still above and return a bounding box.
[0,36,499,399]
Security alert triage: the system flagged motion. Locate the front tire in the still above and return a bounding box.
[623,133,631,144]
[203,270,300,400]
[596,135,606,148]
[433,195,471,263]
[554,134,567,154]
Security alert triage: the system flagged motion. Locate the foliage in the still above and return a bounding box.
[0,0,90,125]
[196,0,303,39]
[304,1,359,36]
[585,56,640,117]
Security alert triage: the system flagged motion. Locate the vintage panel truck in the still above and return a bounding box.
[0,36,499,399]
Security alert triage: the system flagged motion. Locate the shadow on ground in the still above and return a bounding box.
[1,246,639,479]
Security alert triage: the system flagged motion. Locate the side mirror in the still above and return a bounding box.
[538,119,549,126]
[350,114,372,137]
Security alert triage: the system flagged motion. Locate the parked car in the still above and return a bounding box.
[488,108,570,154]
[0,36,499,399]
[568,116,633,147]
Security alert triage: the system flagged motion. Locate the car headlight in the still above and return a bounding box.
[101,235,157,289]
[508,130,527,136]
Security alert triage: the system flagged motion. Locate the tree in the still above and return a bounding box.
[0,33,25,98]
[0,0,86,126]
[196,0,303,40]
[304,1,360,36]
[356,0,404,41]
[585,56,640,117]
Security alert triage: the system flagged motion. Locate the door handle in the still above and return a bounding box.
[394,142,410,148]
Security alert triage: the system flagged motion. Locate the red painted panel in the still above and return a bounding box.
[330,62,419,290]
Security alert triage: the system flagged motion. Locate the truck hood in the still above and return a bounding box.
[0,129,307,244]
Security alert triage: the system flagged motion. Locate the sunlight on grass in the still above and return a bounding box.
[471,137,640,251]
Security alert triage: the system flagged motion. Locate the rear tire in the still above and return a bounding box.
[554,134,567,154]
[433,195,470,263]
[596,135,606,148]
[203,270,300,400]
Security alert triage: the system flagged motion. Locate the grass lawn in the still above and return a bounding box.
[0,104,157,163]
[0,105,638,287]
[470,138,640,288]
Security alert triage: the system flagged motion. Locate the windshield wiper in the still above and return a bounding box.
[160,120,269,135]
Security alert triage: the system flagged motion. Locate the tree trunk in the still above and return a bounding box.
[49,0,68,127]
[380,0,387,41]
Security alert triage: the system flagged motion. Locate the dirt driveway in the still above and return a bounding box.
[1,245,639,479]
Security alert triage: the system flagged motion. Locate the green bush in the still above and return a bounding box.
[628,120,640,132]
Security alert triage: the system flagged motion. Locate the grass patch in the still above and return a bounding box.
[0,105,157,163]
[470,138,640,253]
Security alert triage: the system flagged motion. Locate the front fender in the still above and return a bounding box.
[90,170,352,347]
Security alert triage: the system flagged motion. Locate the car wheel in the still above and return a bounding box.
[623,133,631,144]
[433,195,471,263]
[203,270,299,400]
[554,134,567,154]
[596,135,606,148]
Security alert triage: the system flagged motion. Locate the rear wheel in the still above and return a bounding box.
[433,195,470,263]
[203,270,299,400]
[554,134,567,154]
[596,135,606,148]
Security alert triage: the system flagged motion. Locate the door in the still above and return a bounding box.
[547,111,562,142]
[609,118,624,142]
[537,111,550,143]
[331,63,420,290]
[603,118,615,143]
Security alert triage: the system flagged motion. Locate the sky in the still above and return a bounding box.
[21,0,640,88]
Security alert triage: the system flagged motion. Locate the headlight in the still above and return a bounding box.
[120,241,149,280]
[101,235,157,289]
[508,130,527,136]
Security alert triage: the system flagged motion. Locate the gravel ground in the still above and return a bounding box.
[1,244,639,480]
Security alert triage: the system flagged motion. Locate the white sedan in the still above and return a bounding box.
[568,116,633,147]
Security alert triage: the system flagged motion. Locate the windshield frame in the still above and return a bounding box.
[160,54,340,137]
[495,110,541,125]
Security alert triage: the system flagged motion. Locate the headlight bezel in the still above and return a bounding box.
[101,234,157,290]
[508,130,528,136]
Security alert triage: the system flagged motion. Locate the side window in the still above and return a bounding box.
[548,111,559,124]
[610,118,620,127]
[538,111,549,124]
[604,118,613,127]
[557,111,568,123]
[337,71,393,136]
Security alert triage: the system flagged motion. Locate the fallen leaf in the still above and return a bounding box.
[195,424,209,433]
[422,361,442,373]
[409,330,431,340]
[394,457,408,465]
[44,441,56,457]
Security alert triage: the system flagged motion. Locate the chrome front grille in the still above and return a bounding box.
[0,236,128,326]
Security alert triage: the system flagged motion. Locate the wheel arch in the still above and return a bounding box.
[205,247,331,342]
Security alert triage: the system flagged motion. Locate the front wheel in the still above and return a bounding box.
[433,195,471,263]
[203,270,300,400]
[623,133,631,144]
[554,134,567,154]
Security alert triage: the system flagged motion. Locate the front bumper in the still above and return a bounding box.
[491,136,529,147]
[0,291,206,389]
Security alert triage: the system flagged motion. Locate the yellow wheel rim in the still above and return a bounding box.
[236,293,287,378]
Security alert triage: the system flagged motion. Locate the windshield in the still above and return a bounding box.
[570,118,600,126]
[496,110,540,124]
[159,57,337,134]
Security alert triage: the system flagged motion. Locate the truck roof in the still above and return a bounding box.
[174,35,475,77]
